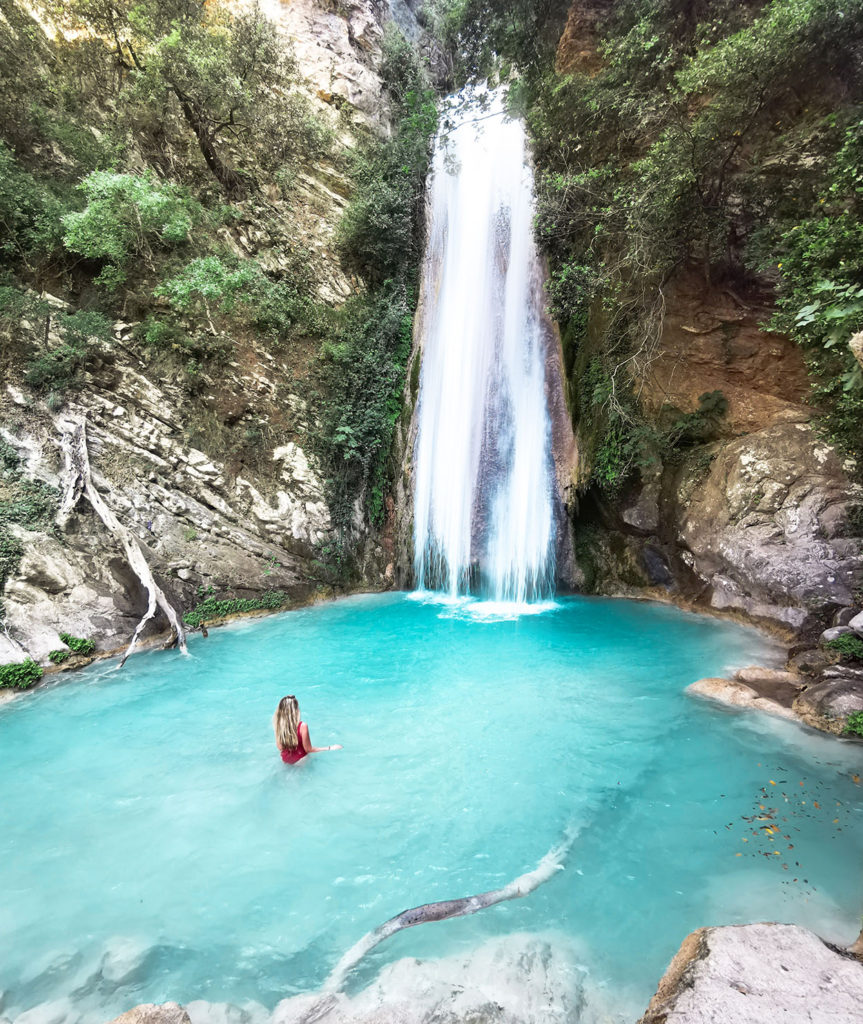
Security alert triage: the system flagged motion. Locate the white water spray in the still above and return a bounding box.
[412,91,556,603]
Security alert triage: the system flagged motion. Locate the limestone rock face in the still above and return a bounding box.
[109,1004,191,1024]
[793,674,863,735]
[639,923,863,1024]
[677,421,863,630]
[561,268,863,635]
[0,0,402,665]
[0,367,336,663]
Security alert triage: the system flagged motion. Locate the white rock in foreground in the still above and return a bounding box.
[109,1004,191,1024]
[639,923,863,1024]
[686,677,798,722]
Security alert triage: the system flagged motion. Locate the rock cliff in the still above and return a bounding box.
[549,12,863,637]
[566,275,863,637]
[0,0,398,666]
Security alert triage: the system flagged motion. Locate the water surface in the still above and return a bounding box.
[2,594,862,1023]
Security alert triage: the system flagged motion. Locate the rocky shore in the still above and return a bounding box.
[688,609,863,739]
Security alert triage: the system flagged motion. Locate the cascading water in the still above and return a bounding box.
[412,90,556,604]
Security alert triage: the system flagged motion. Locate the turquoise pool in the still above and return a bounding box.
[2,593,862,1023]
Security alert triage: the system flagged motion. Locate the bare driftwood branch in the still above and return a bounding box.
[56,418,187,666]
[323,826,578,993]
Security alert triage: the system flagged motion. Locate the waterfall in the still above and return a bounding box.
[412,90,556,604]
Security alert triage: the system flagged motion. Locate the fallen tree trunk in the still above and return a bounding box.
[323,824,578,993]
[57,418,187,666]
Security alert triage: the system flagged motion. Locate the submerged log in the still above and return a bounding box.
[56,418,187,666]
[324,826,576,992]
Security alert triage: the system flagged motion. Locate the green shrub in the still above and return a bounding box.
[48,649,71,664]
[182,590,289,628]
[58,632,96,656]
[441,0,863,477]
[338,25,437,284]
[24,308,114,395]
[0,141,69,264]
[844,711,863,738]
[0,528,24,601]
[0,658,42,689]
[824,634,863,661]
[315,279,415,529]
[156,256,258,317]
[62,171,202,286]
[0,458,58,604]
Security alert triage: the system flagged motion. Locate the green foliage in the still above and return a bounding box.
[0,658,42,689]
[0,438,59,602]
[62,171,202,285]
[316,24,436,535]
[752,118,863,458]
[156,256,258,316]
[445,0,863,478]
[338,25,438,284]
[48,649,71,665]
[58,632,96,656]
[315,280,415,529]
[843,710,863,738]
[0,142,69,265]
[183,589,289,628]
[24,308,114,397]
[824,634,863,661]
[662,390,729,447]
[0,530,24,604]
[309,539,355,589]
[59,0,329,193]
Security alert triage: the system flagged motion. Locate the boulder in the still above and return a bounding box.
[687,677,797,721]
[850,610,863,637]
[788,648,836,675]
[821,626,854,642]
[108,1005,190,1024]
[677,421,863,631]
[833,607,859,627]
[733,666,798,686]
[793,675,863,736]
[639,923,863,1024]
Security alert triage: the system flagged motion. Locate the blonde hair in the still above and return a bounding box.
[273,695,300,751]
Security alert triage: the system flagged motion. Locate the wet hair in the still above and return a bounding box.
[273,695,300,751]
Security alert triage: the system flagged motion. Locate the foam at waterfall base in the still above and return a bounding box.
[407,590,560,622]
[270,932,617,1024]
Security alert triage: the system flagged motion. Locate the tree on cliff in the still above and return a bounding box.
[54,0,318,194]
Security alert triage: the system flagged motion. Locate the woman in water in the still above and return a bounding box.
[273,695,342,763]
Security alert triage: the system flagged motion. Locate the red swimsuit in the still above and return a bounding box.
[280,721,308,764]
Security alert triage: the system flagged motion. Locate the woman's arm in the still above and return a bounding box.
[300,722,342,753]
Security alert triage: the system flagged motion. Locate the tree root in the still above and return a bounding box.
[56,417,187,666]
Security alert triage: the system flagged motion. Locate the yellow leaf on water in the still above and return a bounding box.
[813,801,820,809]
[773,851,781,855]
[853,775,860,785]
[769,780,776,786]
[833,818,839,824]
[735,853,743,857]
